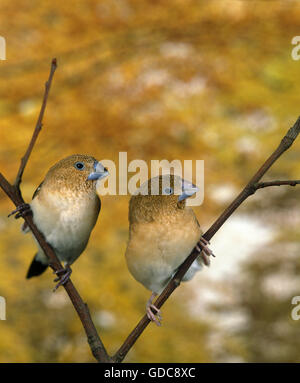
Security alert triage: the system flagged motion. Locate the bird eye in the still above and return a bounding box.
[74,161,85,170]
[163,187,173,195]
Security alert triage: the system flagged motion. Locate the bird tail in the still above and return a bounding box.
[26,254,48,279]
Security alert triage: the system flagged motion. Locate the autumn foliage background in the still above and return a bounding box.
[1,0,300,362]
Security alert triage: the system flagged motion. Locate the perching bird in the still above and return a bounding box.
[9,154,108,289]
[125,174,214,325]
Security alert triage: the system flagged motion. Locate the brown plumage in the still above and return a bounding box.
[20,154,108,288]
[125,174,213,325]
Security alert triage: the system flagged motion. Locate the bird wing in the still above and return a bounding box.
[21,181,44,234]
[32,181,44,199]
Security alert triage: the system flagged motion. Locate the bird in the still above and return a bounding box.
[9,154,109,289]
[125,174,214,325]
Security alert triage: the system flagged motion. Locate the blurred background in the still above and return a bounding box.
[1,0,300,362]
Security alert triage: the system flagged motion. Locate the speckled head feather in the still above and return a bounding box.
[129,175,188,224]
[43,154,99,195]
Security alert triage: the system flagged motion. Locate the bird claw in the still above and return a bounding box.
[8,203,32,219]
[146,304,162,326]
[199,237,210,246]
[196,237,215,261]
[53,266,72,292]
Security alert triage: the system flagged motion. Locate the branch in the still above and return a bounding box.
[0,60,111,363]
[14,58,57,191]
[254,180,300,189]
[113,116,300,363]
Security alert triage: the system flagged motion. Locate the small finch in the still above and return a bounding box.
[9,154,108,289]
[125,174,214,325]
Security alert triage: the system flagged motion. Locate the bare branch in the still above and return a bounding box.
[113,116,300,363]
[0,60,111,363]
[254,180,300,189]
[14,58,57,190]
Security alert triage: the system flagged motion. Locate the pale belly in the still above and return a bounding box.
[125,218,202,294]
[31,193,99,265]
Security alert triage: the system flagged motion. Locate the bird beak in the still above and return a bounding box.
[87,161,109,181]
[178,179,199,202]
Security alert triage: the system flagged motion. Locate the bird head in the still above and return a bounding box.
[129,174,199,223]
[44,154,109,193]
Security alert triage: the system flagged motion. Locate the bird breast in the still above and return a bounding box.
[30,189,99,263]
[125,210,202,294]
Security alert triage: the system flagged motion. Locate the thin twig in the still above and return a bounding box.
[0,59,111,363]
[254,180,300,189]
[14,58,57,190]
[113,116,300,363]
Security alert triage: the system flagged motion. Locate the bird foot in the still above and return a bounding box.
[8,203,32,219]
[146,304,162,326]
[196,237,215,265]
[53,266,72,292]
[146,293,162,326]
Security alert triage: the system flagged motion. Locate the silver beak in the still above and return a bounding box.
[178,179,199,202]
[87,161,109,181]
